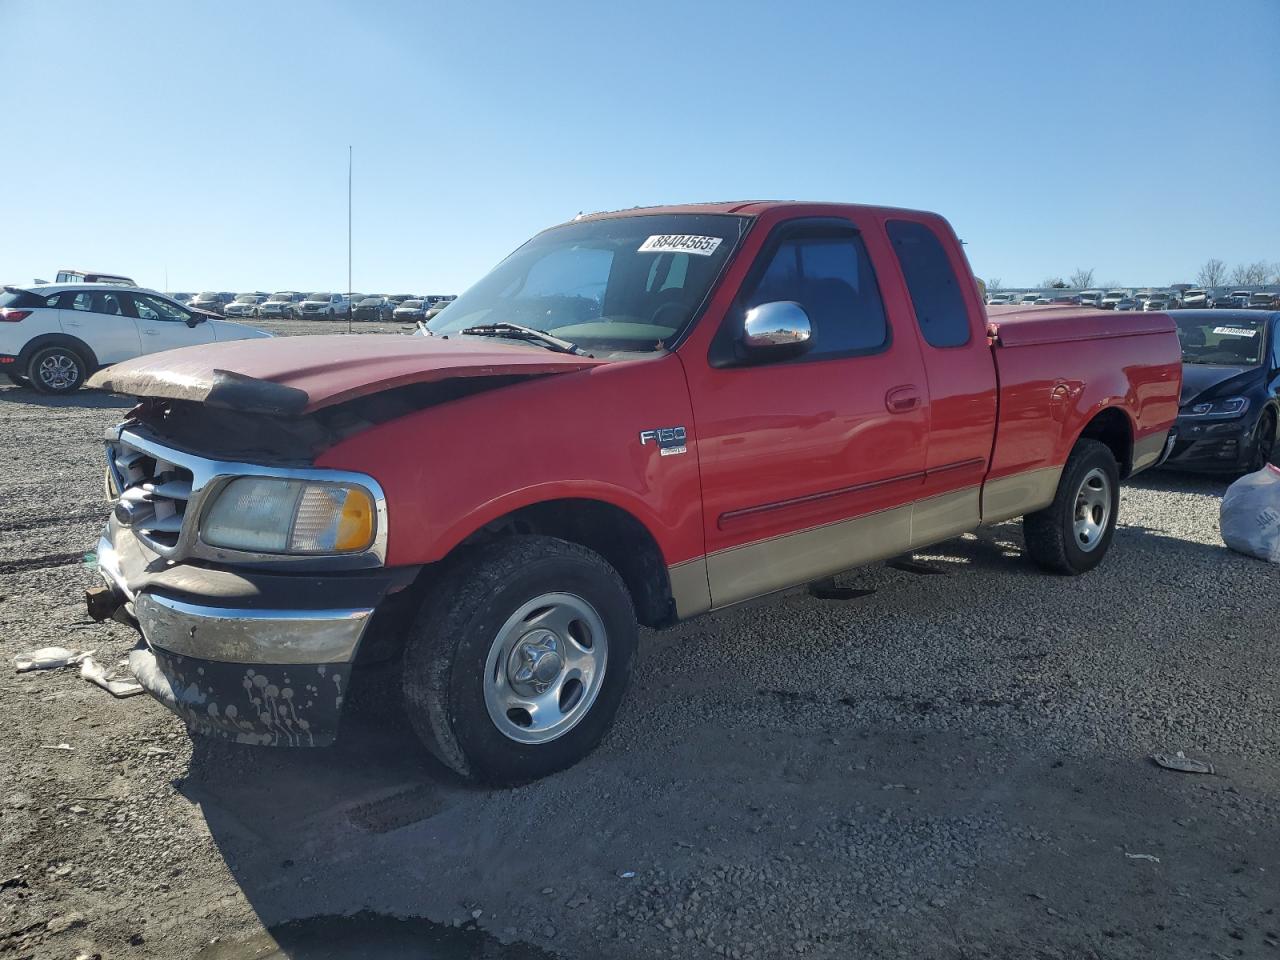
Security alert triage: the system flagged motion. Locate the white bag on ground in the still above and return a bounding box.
[1220,464,1280,563]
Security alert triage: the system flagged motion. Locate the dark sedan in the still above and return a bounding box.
[1162,310,1279,473]
[391,298,429,321]
[352,296,394,322]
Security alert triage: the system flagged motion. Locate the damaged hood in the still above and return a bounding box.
[1178,363,1258,406]
[87,333,606,415]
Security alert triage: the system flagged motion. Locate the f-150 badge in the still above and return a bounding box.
[639,426,687,456]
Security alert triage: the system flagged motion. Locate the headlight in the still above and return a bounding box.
[1182,396,1250,419]
[201,477,376,555]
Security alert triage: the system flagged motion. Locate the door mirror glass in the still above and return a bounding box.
[742,301,812,356]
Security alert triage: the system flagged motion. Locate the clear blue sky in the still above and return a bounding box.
[2,0,1276,293]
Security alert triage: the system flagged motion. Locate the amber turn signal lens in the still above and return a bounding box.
[334,488,375,552]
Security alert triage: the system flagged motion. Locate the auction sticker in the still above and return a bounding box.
[638,234,723,256]
[1213,326,1257,337]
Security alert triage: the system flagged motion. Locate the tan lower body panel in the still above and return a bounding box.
[668,557,712,619]
[980,466,1062,525]
[671,464,1070,617]
[1131,428,1171,474]
[699,485,980,610]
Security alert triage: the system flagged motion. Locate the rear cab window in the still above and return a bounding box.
[886,219,973,348]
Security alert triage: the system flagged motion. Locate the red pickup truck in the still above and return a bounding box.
[87,202,1181,784]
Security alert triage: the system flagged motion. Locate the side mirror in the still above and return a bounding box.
[186,313,205,328]
[742,301,812,357]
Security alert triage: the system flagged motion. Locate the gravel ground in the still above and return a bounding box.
[1,324,1278,959]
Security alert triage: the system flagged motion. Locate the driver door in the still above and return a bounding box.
[125,293,214,353]
[686,216,930,608]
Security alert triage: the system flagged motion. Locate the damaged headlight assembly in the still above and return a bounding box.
[201,476,377,555]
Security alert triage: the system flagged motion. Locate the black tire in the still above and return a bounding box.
[27,345,87,394]
[402,535,637,786]
[1247,409,1277,471]
[1023,439,1120,575]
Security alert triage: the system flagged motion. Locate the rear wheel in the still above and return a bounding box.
[402,536,637,786]
[1023,439,1120,574]
[27,345,86,394]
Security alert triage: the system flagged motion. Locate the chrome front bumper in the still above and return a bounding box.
[97,535,374,665]
[94,526,418,746]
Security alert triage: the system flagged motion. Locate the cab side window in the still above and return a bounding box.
[887,219,972,348]
[742,229,889,360]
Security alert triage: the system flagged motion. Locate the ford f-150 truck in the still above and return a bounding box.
[85,202,1182,785]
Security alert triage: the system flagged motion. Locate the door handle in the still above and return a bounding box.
[142,329,159,336]
[885,385,922,414]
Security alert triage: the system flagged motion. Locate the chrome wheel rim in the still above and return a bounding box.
[483,592,608,744]
[1073,467,1111,552]
[37,353,79,390]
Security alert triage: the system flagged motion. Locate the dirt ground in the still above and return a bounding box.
[2,321,1278,959]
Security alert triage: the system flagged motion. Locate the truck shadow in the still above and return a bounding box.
[0,385,134,410]
[1124,468,1232,495]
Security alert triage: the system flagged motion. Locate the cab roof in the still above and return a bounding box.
[570,200,944,222]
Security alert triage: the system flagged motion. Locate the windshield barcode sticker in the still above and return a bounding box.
[1213,326,1257,337]
[638,235,723,256]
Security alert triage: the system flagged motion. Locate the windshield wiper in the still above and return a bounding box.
[459,322,590,356]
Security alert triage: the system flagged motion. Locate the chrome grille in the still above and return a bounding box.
[108,438,196,551]
[102,426,389,569]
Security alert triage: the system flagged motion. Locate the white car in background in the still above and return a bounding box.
[223,293,266,318]
[0,283,269,394]
[297,292,349,319]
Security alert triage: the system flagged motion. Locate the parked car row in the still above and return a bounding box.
[167,290,456,320]
[987,287,1279,312]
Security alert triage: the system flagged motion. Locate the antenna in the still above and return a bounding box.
[347,145,353,334]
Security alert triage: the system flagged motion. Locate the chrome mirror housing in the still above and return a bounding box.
[742,301,813,355]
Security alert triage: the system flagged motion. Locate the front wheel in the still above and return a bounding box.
[1247,409,1277,472]
[28,345,87,394]
[1023,439,1120,574]
[402,536,636,786]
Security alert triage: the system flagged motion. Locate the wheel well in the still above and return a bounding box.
[1078,407,1133,477]
[19,334,100,374]
[458,499,676,629]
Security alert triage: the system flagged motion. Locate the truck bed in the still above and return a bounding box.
[986,305,1174,347]
[981,306,1181,524]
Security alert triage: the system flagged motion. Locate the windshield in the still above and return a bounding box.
[234,295,256,303]
[307,293,331,301]
[195,292,217,300]
[400,300,424,308]
[358,297,382,306]
[267,294,290,302]
[426,213,748,352]
[1175,315,1265,365]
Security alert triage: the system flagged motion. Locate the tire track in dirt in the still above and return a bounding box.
[0,551,89,575]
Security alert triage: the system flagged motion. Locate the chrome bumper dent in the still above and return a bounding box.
[133,593,372,665]
[96,534,373,665]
